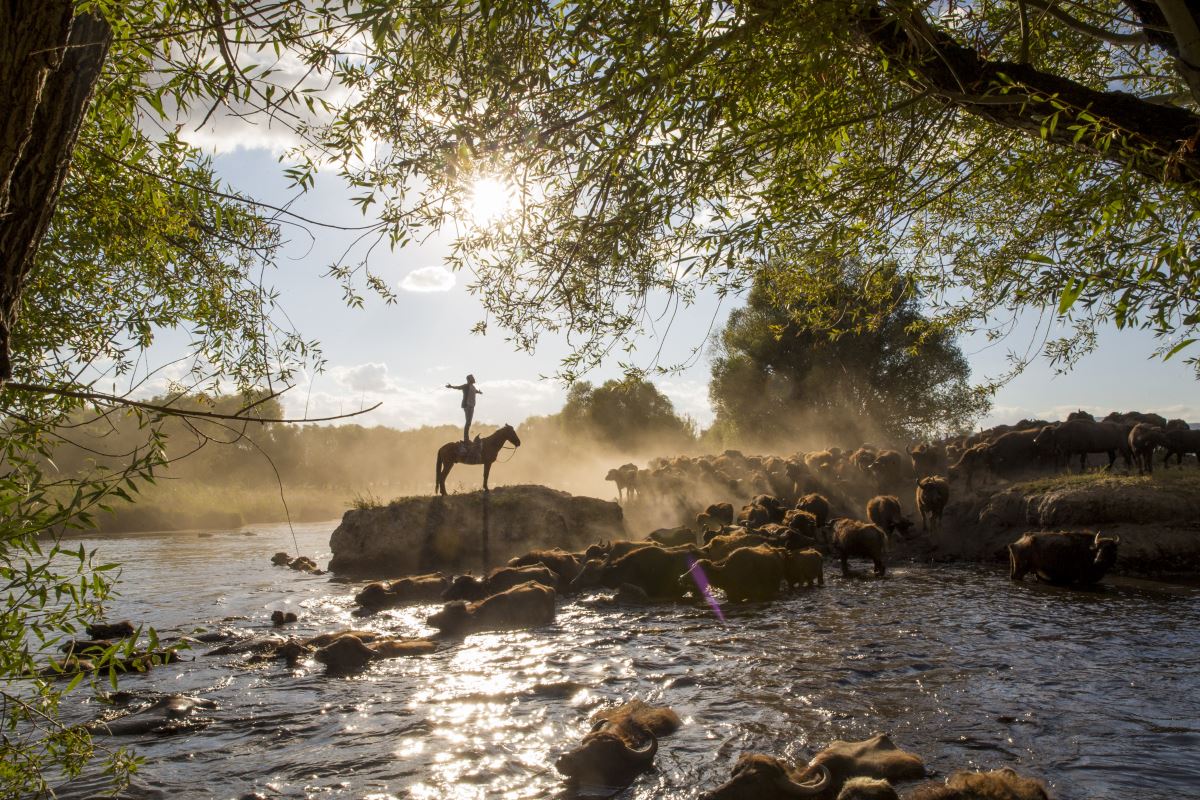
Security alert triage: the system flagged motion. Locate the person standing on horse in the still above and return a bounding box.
[445,374,482,441]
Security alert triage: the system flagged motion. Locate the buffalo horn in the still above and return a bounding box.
[1093,532,1101,546]
[777,764,831,797]
[620,731,658,765]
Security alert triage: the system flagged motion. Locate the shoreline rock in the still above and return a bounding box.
[328,484,624,578]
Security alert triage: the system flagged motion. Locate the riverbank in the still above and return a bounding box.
[922,470,1200,578]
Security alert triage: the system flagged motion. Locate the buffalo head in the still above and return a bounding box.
[1091,532,1120,568]
[702,754,831,800]
[569,558,608,592]
[555,717,659,792]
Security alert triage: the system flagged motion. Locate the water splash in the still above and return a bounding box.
[685,556,725,623]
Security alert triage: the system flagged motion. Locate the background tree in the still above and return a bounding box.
[709,262,987,447]
[560,379,696,450]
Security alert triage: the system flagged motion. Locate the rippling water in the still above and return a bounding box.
[53,521,1200,799]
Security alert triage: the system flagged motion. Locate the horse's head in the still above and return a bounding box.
[503,423,521,447]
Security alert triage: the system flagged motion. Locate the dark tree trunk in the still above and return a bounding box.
[854,3,1200,190]
[0,2,112,384]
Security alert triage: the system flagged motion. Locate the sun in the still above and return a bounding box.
[467,177,513,227]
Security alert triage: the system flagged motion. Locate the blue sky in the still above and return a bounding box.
[165,136,1199,433]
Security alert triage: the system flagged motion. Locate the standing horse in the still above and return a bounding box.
[435,424,521,495]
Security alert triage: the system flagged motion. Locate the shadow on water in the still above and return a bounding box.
[50,523,1200,800]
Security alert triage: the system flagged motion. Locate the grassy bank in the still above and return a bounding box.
[93,482,415,533]
[1012,468,1200,496]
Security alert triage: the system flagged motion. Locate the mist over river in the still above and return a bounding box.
[54,521,1200,800]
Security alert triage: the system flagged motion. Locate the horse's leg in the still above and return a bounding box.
[483,461,491,493]
[436,454,443,495]
[440,461,453,496]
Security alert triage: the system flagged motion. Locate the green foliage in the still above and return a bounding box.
[709,263,988,447]
[560,379,695,449]
[314,0,1200,377]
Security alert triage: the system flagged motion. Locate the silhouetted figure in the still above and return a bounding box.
[446,374,482,441]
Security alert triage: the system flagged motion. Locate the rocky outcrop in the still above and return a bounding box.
[918,476,1200,578]
[328,485,624,578]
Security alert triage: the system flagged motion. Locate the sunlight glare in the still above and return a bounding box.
[467,177,514,227]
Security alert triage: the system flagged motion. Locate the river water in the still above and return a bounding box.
[52,520,1200,799]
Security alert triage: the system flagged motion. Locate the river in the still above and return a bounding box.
[51,520,1200,799]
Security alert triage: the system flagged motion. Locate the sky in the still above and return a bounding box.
[140,112,1200,434]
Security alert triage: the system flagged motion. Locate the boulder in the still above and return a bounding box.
[328,484,624,578]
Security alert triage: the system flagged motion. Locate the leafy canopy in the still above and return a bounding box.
[313,0,1200,377]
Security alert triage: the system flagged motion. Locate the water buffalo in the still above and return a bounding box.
[1163,425,1200,468]
[313,633,438,676]
[583,539,656,562]
[948,444,988,490]
[682,545,788,602]
[507,548,581,585]
[983,428,1048,476]
[796,493,832,529]
[1105,410,1168,429]
[915,477,949,533]
[647,525,697,547]
[700,531,771,561]
[907,443,944,478]
[907,767,1050,800]
[849,447,878,474]
[87,621,135,640]
[867,450,907,487]
[737,502,771,528]
[555,700,681,793]
[1008,531,1120,586]
[701,733,925,799]
[698,502,736,532]
[1033,419,1131,472]
[354,573,450,614]
[442,565,559,601]
[866,496,913,539]
[832,520,889,577]
[87,694,217,737]
[751,493,788,523]
[784,509,820,541]
[427,581,557,636]
[1128,423,1169,475]
[782,548,824,588]
[572,545,697,598]
[605,463,640,502]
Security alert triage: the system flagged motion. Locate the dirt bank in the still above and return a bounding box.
[328,484,625,578]
[913,472,1200,579]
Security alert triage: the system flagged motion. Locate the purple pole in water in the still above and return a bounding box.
[685,555,725,623]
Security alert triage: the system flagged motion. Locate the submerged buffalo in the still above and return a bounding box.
[702,733,925,799]
[555,700,681,793]
[441,565,558,601]
[907,768,1050,800]
[354,573,450,614]
[572,544,698,599]
[1008,531,1120,586]
[682,545,788,603]
[428,580,556,636]
[507,548,581,585]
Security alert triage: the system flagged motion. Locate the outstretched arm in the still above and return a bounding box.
[446,383,465,390]
[475,388,482,394]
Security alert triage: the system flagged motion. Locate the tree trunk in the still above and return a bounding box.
[0,3,112,385]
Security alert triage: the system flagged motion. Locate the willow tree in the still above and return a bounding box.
[319,1,1200,378]
[0,3,375,794]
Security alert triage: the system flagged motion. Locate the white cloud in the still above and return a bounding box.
[338,362,392,393]
[658,379,714,426]
[400,265,456,293]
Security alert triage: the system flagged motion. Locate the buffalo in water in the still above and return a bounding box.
[354,573,450,614]
[441,565,558,601]
[866,496,913,539]
[701,733,926,799]
[1008,531,1120,586]
[572,544,697,599]
[507,548,581,586]
[555,699,681,793]
[906,768,1051,800]
[832,520,889,577]
[427,581,556,636]
[681,545,788,603]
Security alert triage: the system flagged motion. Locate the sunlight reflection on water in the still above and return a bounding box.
[47,522,1200,800]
